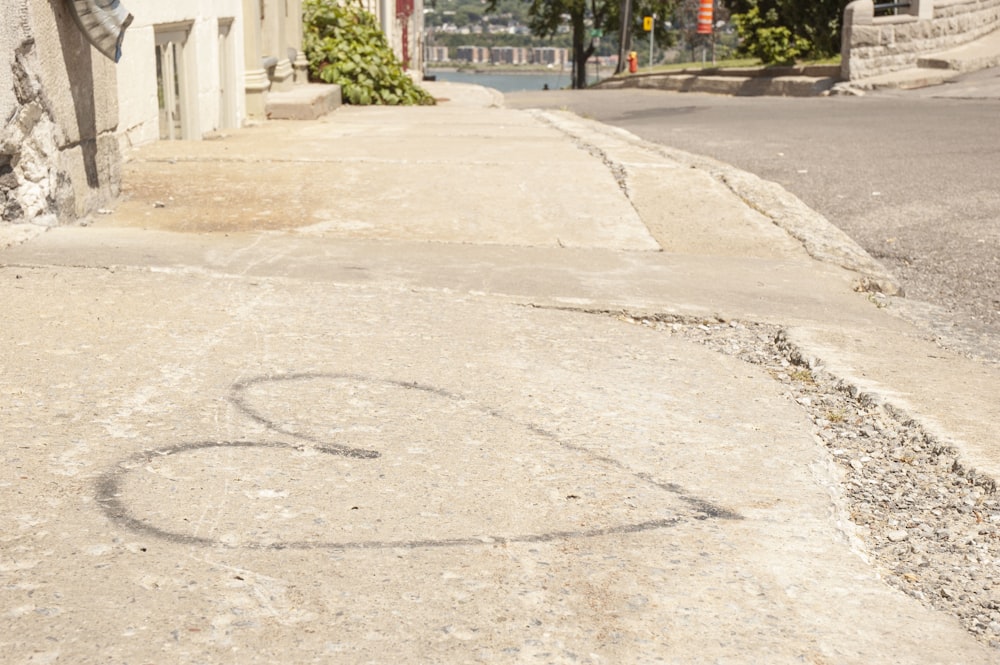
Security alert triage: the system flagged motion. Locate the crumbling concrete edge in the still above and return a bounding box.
[531,109,904,296]
[0,223,47,249]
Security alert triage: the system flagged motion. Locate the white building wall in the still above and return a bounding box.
[117,0,246,148]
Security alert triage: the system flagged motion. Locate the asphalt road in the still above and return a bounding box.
[506,68,1000,362]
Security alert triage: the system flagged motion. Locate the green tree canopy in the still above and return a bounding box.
[726,0,845,60]
[488,0,678,88]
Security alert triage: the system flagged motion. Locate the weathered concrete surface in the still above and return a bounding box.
[2,81,999,663]
[110,106,657,251]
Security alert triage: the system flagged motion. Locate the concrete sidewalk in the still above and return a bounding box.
[3,82,1000,663]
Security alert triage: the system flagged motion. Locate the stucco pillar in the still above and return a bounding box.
[379,0,394,58]
[841,0,874,81]
[262,0,294,91]
[285,0,309,82]
[242,0,269,119]
[910,0,934,20]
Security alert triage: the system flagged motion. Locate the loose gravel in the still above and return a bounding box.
[623,313,1000,650]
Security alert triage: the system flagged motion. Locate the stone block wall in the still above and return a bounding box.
[1,0,121,227]
[842,0,1000,79]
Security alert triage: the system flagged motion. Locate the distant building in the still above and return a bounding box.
[532,47,568,67]
[426,46,449,63]
[490,47,529,65]
[450,45,568,66]
[455,45,489,64]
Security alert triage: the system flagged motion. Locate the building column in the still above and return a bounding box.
[242,0,270,119]
[910,0,934,20]
[379,0,395,59]
[840,0,874,81]
[285,0,309,82]
[262,0,294,91]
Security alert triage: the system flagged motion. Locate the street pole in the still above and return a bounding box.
[648,13,655,70]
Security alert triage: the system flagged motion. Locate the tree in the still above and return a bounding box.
[512,0,610,89]
[726,0,845,60]
[490,0,677,88]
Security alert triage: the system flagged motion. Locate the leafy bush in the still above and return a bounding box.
[727,0,842,60]
[732,2,812,66]
[303,0,435,105]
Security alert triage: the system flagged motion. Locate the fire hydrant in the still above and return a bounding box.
[628,51,638,74]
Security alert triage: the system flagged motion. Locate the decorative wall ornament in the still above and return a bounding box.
[64,0,134,62]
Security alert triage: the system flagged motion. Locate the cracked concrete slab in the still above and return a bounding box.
[3,81,999,662]
[0,264,990,663]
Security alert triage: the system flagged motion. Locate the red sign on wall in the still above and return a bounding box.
[697,0,714,34]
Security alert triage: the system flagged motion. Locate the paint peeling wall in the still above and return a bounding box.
[1,0,121,226]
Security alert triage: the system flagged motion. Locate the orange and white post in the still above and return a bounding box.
[697,0,714,64]
[697,0,714,35]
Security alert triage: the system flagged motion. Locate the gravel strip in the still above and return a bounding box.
[622,312,1000,649]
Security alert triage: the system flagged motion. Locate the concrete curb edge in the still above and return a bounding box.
[531,108,904,296]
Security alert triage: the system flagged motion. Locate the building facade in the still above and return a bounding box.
[490,46,529,65]
[426,45,449,63]
[455,45,490,63]
[116,0,310,147]
[532,47,568,67]
[3,0,425,227]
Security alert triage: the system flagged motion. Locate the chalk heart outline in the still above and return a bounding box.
[96,373,738,550]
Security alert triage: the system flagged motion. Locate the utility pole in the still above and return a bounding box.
[648,13,655,70]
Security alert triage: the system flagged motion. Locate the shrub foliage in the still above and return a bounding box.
[728,0,844,63]
[732,3,811,65]
[303,0,435,105]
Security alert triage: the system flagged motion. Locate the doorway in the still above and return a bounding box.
[154,23,195,140]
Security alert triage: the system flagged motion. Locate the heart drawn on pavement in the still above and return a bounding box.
[96,373,738,550]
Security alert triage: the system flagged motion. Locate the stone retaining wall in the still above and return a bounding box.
[842,0,1000,80]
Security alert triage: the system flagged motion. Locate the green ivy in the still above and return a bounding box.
[303,0,435,105]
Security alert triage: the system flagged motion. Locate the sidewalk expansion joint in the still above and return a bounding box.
[529,302,1000,650]
[528,111,638,210]
[2,261,124,274]
[132,156,511,167]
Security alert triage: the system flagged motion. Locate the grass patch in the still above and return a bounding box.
[789,368,815,384]
[634,54,841,75]
[823,409,847,423]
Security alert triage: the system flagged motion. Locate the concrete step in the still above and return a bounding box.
[850,67,962,90]
[266,83,342,120]
[600,72,837,97]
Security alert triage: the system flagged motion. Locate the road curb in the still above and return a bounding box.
[530,109,904,295]
[596,73,838,97]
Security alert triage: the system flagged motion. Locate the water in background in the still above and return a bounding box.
[426,68,601,93]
